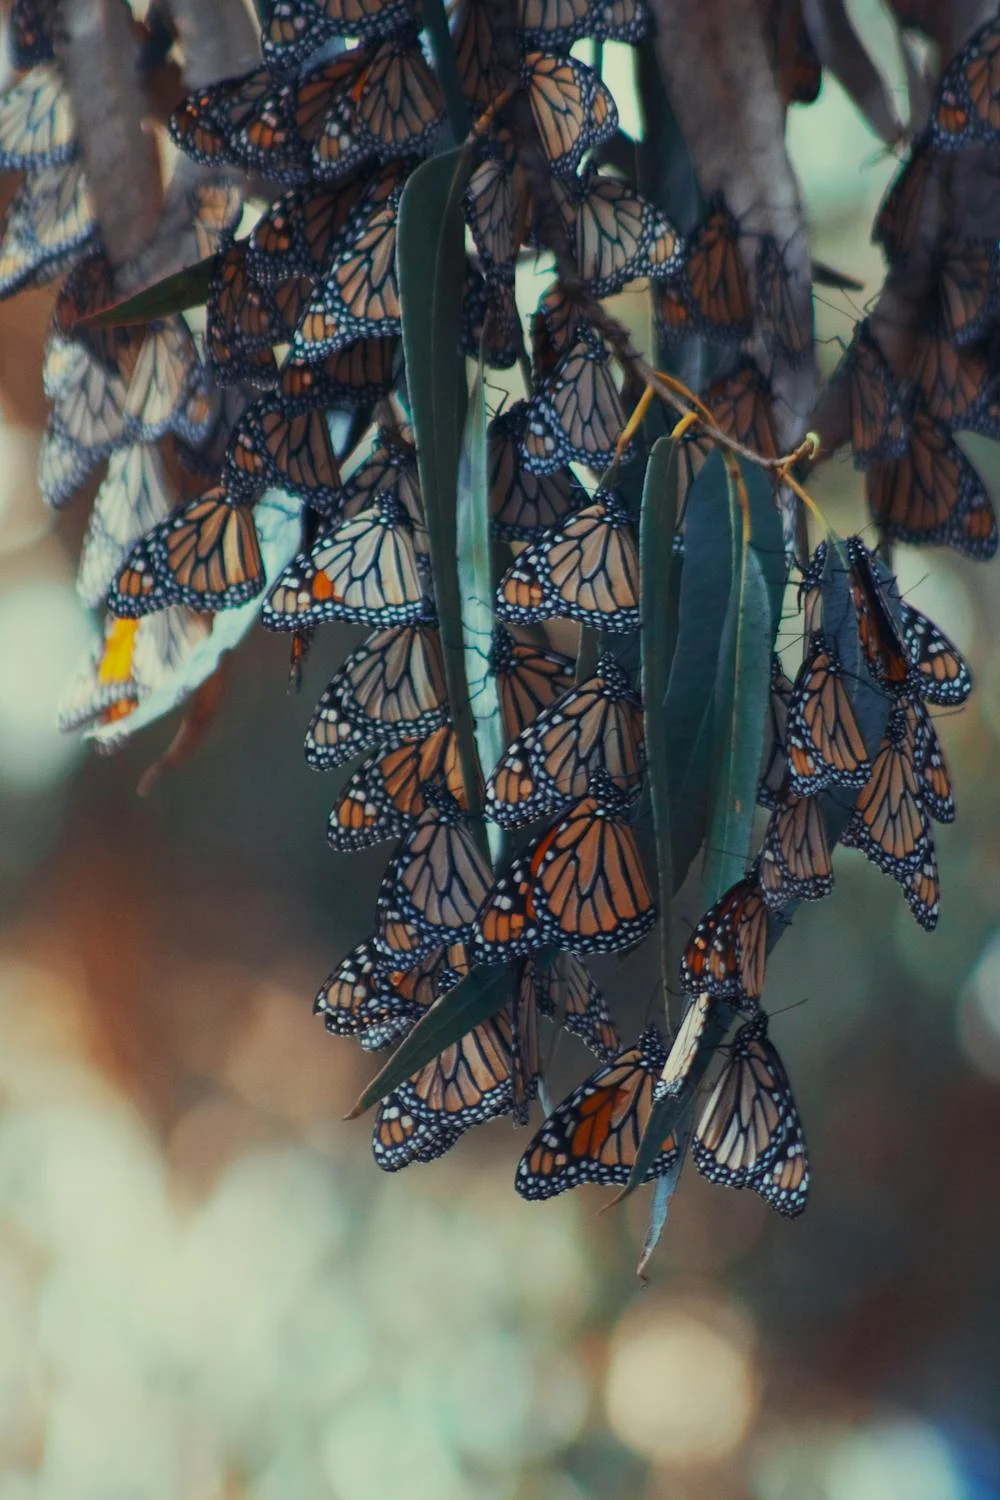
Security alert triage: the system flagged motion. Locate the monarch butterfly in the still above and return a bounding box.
[374,788,494,965]
[654,990,717,1102]
[264,491,426,631]
[530,950,620,1061]
[559,163,681,297]
[872,142,936,264]
[759,792,834,909]
[521,326,629,475]
[9,0,55,68]
[928,15,1000,151]
[839,699,931,880]
[758,654,794,810]
[897,599,972,706]
[495,490,640,633]
[315,938,467,1051]
[462,266,521,371]
[911,322,996,432]
[0,159,97,298]
[654,200,753,341]
[517,0,648,47]
[485,650,645,827]
[488,403,588,541]
[339,427,424,535]
[278,339,400,415]
[755,233,813,364]
[487,625,575,738]
[248,175,369,283]
[294,50,376,182]
[0,64,76,171]
[41,331,131,459]
[262,0,413,74]
[109,489,265,617]
[692,1011,810,1218]
[823,319,909,468]
[679,875,768,1003]
[304,616,448,769]
[675,362,779,519]
[59,607,210,732]
[866,405,998,559]
[475,785,655,959]
[223,396,343,506]
[205,251,280,387]
[327,726,465,851]
[452,0,504,113]
[913,700,955,824]
[530,280,583,379]
[521,51,618,176]
[785,633,872,795]
[846,535,912,691]
[294,35,444,172]
[902,850,940,931]
[465,135,523,278]
[58,615,142,733]
[38,423,96,510]
[373,1010,517,1171]
[936,240,999,346]
[171,69,310,184]
[122,320,209,446]
[77,441,191,608]
[515,1027,678,1199]
[291,185,404,361]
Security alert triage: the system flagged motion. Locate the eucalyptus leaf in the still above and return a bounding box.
[663,450,734,889]
[78,255,218,328]
[639,437,679,1016]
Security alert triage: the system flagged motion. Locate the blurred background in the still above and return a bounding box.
[2,8,1000,1499]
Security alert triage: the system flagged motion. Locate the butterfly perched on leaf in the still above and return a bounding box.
[692,1011,810,1218]
[327,727,466,851]
[556,163,681,297]
[680,875,768,1004]
[495,489,639,632]
[520,50,618,176]
[654,199,753,341]
[528,950,620,1061]
[304,616,449,770]
[475,783,655,959]
[109,490,266,617]
[486,625,575,738]
[486,650,645,827]
[374,789,494,966]
[521,326,629,475]
[487,403,588,541]
[263,490,426,631]
[515,1027,677,1199]
[372,1009,519,1171]
[759,792,834,909]
[315,937,468,1052]
[785,632,872,796]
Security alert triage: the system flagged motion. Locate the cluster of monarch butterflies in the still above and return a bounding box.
[2,0,994,1230]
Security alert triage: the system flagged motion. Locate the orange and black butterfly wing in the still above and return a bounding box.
[693,1011,809,1217]
[758,654,793,809]
[314,938,424,1050]
[929,15,1000,152]
[109,490,264,617]
[897,600,972,706]
[679,876,768,1003]
[515,1027,676,1198]
[785,632,871,794]
[534,950,620,1060]
[758,792,833,908]
[839,701,931,880]
[374,792,494,964]
[527,794,655,955]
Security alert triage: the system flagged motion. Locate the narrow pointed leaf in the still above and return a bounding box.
[636,1112,693,1279]
[663,449,734,889]
[78,256,218,328]
[640,437,680,1015]
[702,539,774,906]
[398,146,484,837]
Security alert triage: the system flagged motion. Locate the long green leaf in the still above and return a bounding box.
[457,353,503,859]
[347,964,513,1116]
[639,437,679,1017]
[398,147,484,840]
[702,536,774,906]
[663,449,734,889]
[78,254,218,327]
[741,458,787,636]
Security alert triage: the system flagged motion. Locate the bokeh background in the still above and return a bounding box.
[1,10,1000,1499]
